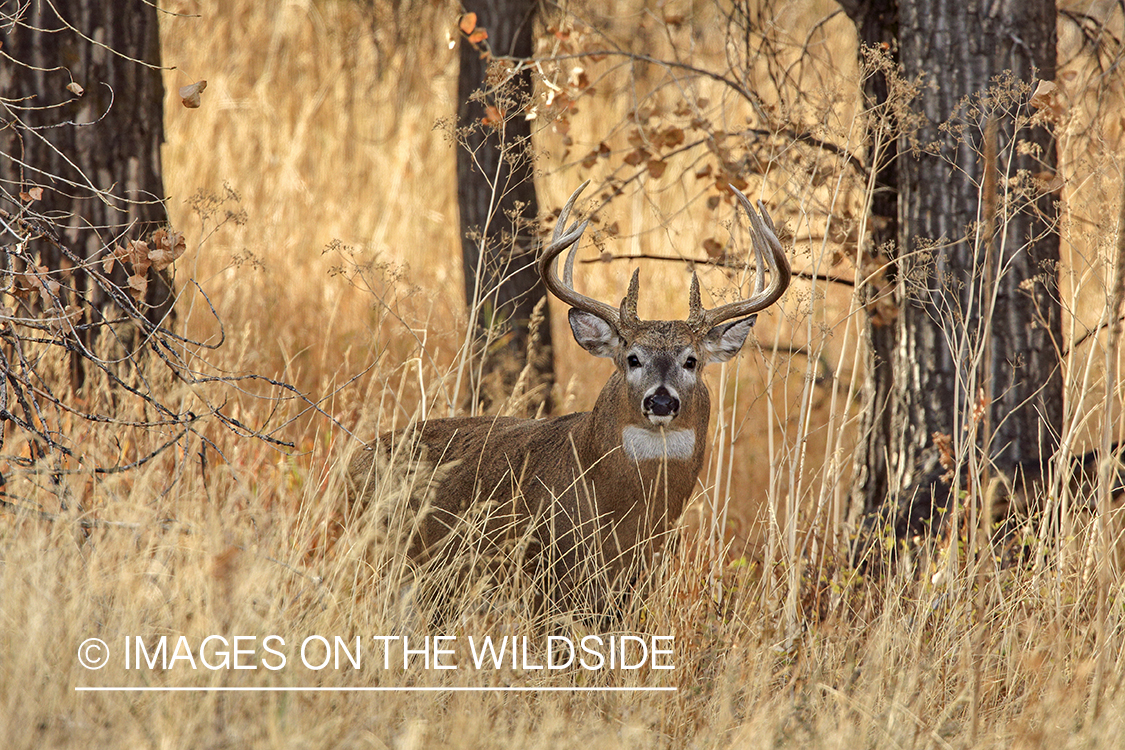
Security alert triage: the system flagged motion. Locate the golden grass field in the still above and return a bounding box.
[3,0,1125,746]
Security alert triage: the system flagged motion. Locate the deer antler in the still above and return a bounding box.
[539,181,629,329]
[542,183,789,335]
[686,186,791,332]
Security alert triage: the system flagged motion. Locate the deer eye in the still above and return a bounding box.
[626,354,642,369]
[684,355,697,370]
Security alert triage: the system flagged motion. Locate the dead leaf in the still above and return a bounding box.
[623,148,648,167]
[127,240,148,262]
[467,28,488,45]
[19,187,43,203]
[128,274,148,298]
[126,240,152,277]
[170,231,187,260]
[660,127,685,149]
[66,81,84,96]
[481,105,504,127]
[179,80,207,109]
[147,228,186,271]
[36,269,61,306]
[459,12,477,34]
[148,246,174,271]
[703,238,724,259]
[1029,79,1066,122]
[647,159,667,179]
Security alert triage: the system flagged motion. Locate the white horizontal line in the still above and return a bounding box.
[76,686,676,693]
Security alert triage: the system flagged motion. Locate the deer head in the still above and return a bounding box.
[538,182,791,451]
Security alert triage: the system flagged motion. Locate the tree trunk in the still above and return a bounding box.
[838,0,899,519]
[844,0,1062,539]
[0,0,171,388]
[457,0,554,414]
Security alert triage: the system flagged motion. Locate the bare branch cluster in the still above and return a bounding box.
[0,5,331,518]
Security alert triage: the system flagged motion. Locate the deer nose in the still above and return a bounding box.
[644,387,680,418]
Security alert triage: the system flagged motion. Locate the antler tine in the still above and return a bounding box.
[688,270,703,319]
[562,236,579,288]
[620,268,641,326]
[750,204,768,297]
[689,186,791,331]
[552,179,587,243]
[539,182,623,326]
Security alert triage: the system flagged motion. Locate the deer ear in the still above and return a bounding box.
[702,316,756,363]
[568,309,620,358]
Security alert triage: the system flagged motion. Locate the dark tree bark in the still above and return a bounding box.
[0,0,171,387]
[842,0,1062,539]
[838,0,900,519]
[457,0,554,414]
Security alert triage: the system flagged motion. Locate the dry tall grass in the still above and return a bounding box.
[2,0,1125,747]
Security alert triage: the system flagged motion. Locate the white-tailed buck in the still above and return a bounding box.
[347,183,790,615]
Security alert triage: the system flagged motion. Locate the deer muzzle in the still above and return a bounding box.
[643,386,680,424]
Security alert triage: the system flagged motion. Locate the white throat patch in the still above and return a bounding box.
[622,426,696,462]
